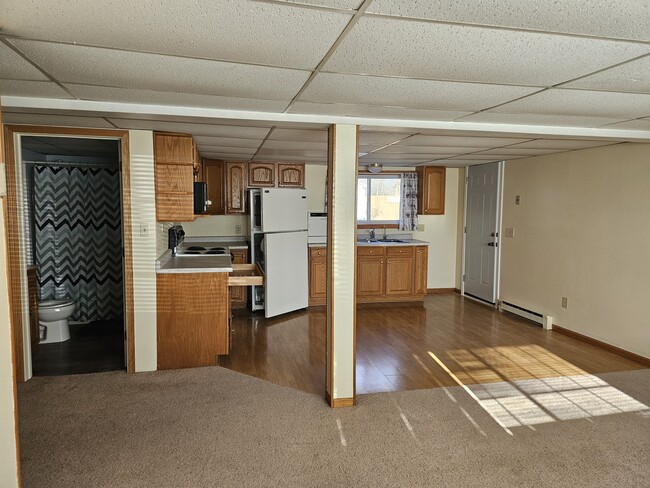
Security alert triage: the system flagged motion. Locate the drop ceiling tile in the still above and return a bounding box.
[598,118,650,130]
[491,89,650,119]
[193,136,264,148]
[196,146,257,156]
[12,40,309,100]
[324,17,650,85]
[398,135,531,147]
[302,72,540,111]
[360,153,444,160]
[1,112,115,128]
[473,148,569,157]
[359,132,416,145]
[255,148,327,159]
[252,154,328,163]
[507,139,620,150]
[563,56,650,94]
[261,140,327,151]
[201,152,255,161]
[277,0,363,9]
[449,154,509,161]
[64,84,290,112]
[267,128,328,143]
[0,42,48,81]
[0,79,73,99]
[367,0,650,42]
[289,101,470,120]
[3,0,352,69]
[373,145,475,155]
[108,119,272,139]
[458,111,627,128]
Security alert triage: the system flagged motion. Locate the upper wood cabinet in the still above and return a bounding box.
[154,132,195,221]
[248,162,276,187]
[226,162,247,214]
[203,159,225,215]
[278,163,305,188]
[416,166,446,215]
[193,142,203,182]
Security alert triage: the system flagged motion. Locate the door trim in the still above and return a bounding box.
[461,161,504,306]
[3,125,135,379]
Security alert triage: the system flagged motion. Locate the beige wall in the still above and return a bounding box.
[0,200,20,486]
[128,130,158,372]
[180,215,248,238]
[500,143,650,359]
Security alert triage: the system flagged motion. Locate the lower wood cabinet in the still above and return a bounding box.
[308,245,428,305]
[230,249,248,309]
[157,272,229,370]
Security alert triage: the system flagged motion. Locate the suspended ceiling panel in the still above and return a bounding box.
[562,56,650,94]
[2,113,115,128]
[0,80,72,99]
[289,101,470,120]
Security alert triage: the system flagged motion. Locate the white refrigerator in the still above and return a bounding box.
[251,188,308,318]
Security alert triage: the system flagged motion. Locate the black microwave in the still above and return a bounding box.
[194,182,209,214]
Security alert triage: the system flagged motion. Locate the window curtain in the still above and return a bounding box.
[399,172,419,231]
[33,165,123,322]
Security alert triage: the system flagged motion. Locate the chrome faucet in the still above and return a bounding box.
[369,228,376,240]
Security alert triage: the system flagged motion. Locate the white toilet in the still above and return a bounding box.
[38,299,76,344]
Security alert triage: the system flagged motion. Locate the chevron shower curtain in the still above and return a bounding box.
[34,165,123,322]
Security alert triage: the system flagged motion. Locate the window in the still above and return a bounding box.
[357,174,401,225]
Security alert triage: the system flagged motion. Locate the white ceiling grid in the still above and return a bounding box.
[0,0,649,167]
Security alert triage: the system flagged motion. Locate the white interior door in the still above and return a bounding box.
[464,162,501,303]
[264,231,308,318]
[261,188,308,232]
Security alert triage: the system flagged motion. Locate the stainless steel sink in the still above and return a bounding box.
[357,238,378,243]
[379,239,404,243]
[357,238,404,243]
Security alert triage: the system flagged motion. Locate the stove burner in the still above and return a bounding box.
[209,247,227,251]
[187,246,206,251]
[183,251,202,255]
[205,250,226,254]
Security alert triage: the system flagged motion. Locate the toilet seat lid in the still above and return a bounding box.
[40,299,75,309]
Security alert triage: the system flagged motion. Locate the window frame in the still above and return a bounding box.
[357,173,402,227]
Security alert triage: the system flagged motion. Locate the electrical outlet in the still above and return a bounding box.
[515,195,521,205]
[417,223,425,232]
[561,297,568,309]
[235,224,242,235]
[505,227,515,238]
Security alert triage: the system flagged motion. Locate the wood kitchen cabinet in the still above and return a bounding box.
[308,245,428,305]
[309,247,327,305]
[416,166,446,215]
[277,163,305,188]
[225,161,247,214]
[230,249,248,309]
[248,162,276,187]
[193,142,203,182]
[203,159,225,215]
[154,132,195,222]
[157,272,229,370]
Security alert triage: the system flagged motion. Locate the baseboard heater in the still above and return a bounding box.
[498,301,553,330]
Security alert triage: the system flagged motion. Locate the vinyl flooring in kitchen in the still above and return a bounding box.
[32,318,125,376]
[219,293,646,396]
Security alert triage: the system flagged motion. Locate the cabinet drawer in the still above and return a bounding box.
[386,246,414,257]
[357,246,385,256]
[309,247,326,258]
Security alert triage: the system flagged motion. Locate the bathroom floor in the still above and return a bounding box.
[32,318,125,376]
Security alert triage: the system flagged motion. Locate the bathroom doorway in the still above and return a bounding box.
[21,136,125,375]
[4,125,135,381]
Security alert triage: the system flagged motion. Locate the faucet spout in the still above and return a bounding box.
[369,228,376,240]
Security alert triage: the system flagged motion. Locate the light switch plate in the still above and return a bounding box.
[515,195,521,205]
[505,227,515,238]
[417,223,424,232]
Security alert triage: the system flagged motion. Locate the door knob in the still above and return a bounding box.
[491,232,498,237]
[488,242,497,247]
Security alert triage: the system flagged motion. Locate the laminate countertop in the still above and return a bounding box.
[156,250,232,274]
[308,239,428,248]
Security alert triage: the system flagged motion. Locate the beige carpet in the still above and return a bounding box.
[18,366,650,487]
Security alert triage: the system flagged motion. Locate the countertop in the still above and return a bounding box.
[309,239,428,248]
[156,249,233,274]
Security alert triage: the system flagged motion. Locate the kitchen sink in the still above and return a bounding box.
[379,239,404,243]
[357,238,405,243]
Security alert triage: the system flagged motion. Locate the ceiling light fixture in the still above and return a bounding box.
[367,163,383,173]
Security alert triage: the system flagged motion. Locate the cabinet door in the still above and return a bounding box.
[155,163,193,194]
[230,249,248,308]
[386,256,414,295]
[414,246,428,295]
[417,166,446,215]
[226,162,247,214]
[309,248,327,304]
[154,132,195,221]
[357,256,385,296]
[154,133,193,165]
[248,162,276,187]
[278,163,305,188]
[203,159,225,215]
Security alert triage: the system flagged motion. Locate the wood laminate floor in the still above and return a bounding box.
[219,294,646,396]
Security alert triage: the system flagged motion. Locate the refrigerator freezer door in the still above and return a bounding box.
[261,188,308,233]
[264,230,308,318]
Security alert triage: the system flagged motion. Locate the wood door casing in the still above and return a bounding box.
[357,256,385,296]
[248,162,276,187]
[226,162,247,214]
